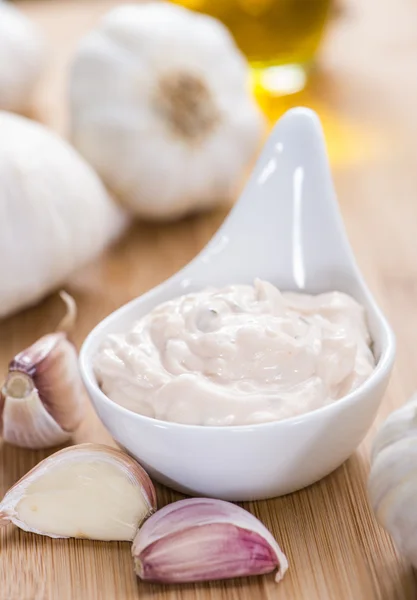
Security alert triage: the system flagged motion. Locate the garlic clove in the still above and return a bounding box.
[0,443,157,541]
[9,333,84,430]
[1,333,85,449]
[132,498,288,584]
[0,292,86,449]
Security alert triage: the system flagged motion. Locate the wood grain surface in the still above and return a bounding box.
[1,0,417,598]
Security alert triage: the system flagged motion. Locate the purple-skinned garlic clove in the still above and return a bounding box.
[132,497,288,584]
[0,292,86,449]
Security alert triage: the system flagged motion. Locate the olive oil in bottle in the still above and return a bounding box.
[171,0,331,94]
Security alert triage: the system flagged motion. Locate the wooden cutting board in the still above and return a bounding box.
[1,1,417,598]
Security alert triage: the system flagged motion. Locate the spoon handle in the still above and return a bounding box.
[182,108,361,295]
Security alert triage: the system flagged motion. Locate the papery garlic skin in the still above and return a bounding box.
[368,394,417,567]
[0,1,45,112]
[132,498,288,583]
[0,444,157,541]
[0,112,127,318]
[69,2,265,220]
[1,332,85,449]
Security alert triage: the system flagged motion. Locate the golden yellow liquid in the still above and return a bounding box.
[171,0,331,68]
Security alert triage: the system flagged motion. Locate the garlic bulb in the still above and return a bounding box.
[1,292,85,449]
[0,111,127,318]
[69,2,265,220]
[368,394,417,566]
[133,498,288,583]
[0,444,157,541]
[0,1,45,112]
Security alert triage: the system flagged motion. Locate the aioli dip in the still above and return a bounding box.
[94,279,375,426]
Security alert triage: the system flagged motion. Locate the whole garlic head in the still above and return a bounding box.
[368,394,417,567]
[0,111,127,319]
[0,1,45,112]
[69,2,265,220]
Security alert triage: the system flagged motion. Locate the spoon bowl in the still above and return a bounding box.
[80,108,395,501]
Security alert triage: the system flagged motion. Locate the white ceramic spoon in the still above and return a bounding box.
[80,108,395,501]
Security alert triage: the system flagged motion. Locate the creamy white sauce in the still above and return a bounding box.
[94,279,375,426]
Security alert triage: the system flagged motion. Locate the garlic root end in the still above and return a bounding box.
[3,371,34,399]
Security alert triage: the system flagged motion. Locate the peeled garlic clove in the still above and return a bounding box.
[1,333,84,449]
[0,443,157,541]
[132,498,288,583]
